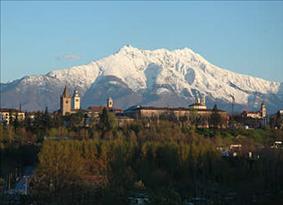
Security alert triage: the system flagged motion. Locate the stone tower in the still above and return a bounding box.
[72,90,80,110]
[60,86,71,116]
[107,97,113,109]
[260,102,267,118]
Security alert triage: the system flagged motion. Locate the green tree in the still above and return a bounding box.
[34,140,84,193]
[210,104,222,128]
[68,112,84,128]
[12,113,20,132]
[98,108,118,132]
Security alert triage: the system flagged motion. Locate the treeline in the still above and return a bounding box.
[1,108,282,147]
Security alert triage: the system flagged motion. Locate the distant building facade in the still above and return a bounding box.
[84,97,123,126]
[124,96,229,128]
[241,103,267,119]
[241,102,268,128]
[0,108,25,124]
[88,97,122,117]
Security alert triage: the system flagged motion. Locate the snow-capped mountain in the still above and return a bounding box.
[1,45,282,113]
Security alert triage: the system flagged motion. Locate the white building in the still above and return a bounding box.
[72,90,81,110]
[0,108,25,124]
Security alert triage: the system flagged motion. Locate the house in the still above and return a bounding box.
[0,108,25,125]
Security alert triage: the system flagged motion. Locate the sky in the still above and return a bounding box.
[1,1,283,83]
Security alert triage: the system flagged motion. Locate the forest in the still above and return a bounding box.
[1,109,283,204]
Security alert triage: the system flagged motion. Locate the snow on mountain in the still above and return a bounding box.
[46,62,101,90]
[1,45,282,112]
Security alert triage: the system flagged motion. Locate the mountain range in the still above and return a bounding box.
[1,45,283,113]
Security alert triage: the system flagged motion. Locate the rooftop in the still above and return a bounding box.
[88,106,123,113]
[125,105,225,112]
[0,108,23,113]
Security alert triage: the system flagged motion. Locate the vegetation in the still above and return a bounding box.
[1,110,283,204]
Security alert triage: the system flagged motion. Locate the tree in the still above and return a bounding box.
[35,140,84,193]
[12,113,20,132]
[42,107,52,129]
[210,104,222,128]
[98,108,118,132]
[68,112,84,128]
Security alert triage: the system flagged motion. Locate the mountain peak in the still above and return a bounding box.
[116,45,202,60]
[117,45,196,54]
[117,44,141,54]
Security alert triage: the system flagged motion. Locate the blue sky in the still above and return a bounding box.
[1,1,283,83]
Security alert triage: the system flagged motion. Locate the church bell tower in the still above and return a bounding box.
[260,102,267,118]
[60,86,72,116]
[72,90,80,110]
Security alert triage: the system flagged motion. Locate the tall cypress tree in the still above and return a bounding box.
[210,104,222,128]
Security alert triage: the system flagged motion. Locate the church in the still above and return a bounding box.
[59,86,121,116]
[60,86,81,116]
